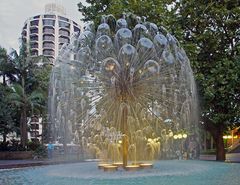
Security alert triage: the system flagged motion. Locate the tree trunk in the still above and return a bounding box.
[3,131,7,143]
[20,75,28,147]
[215,125,226,161]
[20,106,28,147]
[204,121,226,161]
[3,74,6,86]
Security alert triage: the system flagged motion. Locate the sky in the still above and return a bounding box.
[0,0,86,51]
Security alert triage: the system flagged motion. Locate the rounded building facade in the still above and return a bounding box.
[21,4,81,62]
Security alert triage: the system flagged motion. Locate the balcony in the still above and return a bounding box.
[43,34,55,42]
[21,30,27,37]
[74,26,80,33]
[43,27,55,34]
[30,42,38,49]
[30,49,38,56]
[58,16,69,22]
[59,36,70,44]
[43,19,55,27]
[30,35,38,42]
[44,14,56,19]
[58,21,70,29]
[43,41,55,49]
[43,49,54,56]
[30,123,39,130]
[59,29,70,37]
[30,20,39,27]
[30,28,38,35]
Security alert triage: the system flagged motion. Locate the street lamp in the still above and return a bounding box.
[173,132,188,160]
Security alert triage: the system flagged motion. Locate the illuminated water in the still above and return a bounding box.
[48,13,199,164]
[1,160,240,185]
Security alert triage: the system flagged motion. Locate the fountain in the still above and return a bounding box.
[48,13,199,170]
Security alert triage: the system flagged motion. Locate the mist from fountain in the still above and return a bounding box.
[48,13,199,167]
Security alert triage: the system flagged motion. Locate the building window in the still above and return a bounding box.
[30,131,39,137]
[59,37,70,43]
[74,26,80,33]
[31,117,39,122]
[58,16,69,22]
[23,24,27,29]
[43,27,55,34]
[48,56,55,61]
[30,35,38,41]
[31,50,38,56]
[59,21,70,29]
[43,42,55,49]
[31,124,39,130]
[22,38,27,43]
[30,28,38,34]
[22,30,27,36]
[33,15,40,19]
[59,29,70,37]
[43,19,55,26]
[43,34,54,41]
[44,14,56,19]
[30,42,38,49]
[43,49,54,56]
[30,20,39,26]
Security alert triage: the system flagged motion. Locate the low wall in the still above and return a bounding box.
[0,151,33,160]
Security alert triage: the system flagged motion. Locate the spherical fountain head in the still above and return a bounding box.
[48,13,200,168]
[116,18,128,30]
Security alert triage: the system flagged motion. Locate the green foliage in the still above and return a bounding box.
[78,0,240,160]
[0,41,52,145]
[78,0,240,127]
[0,46,16,85]
[78,0,170,26]
[0,84,17,140]
[33,144,47,158]
[169,0,240,128]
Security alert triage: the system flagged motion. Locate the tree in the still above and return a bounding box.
[0,84,17,142]
[8,84,44,146]
[0,46,18,142]
[8,42,51,147]
[0,46,16,86]
[78,0,170,25]
[78,0,240,161]
[169,0,240,161]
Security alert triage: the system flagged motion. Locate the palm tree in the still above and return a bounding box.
[9,84,44,146]
[7,42,52,147]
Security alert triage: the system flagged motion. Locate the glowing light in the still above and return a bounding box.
[173,135,178,139]
[178,134,183,139]
[105,64,115,71]
[183,134,188,138]
[147,138,152,142]
[118,140,122,144]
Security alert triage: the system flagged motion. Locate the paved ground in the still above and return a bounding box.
[200,153,240,162]
[0,153,239,169]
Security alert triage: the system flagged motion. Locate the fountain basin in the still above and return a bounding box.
[125,165,140,171]
[139,163,153,169]
[1,160,240,185]
[103,165,118,172]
